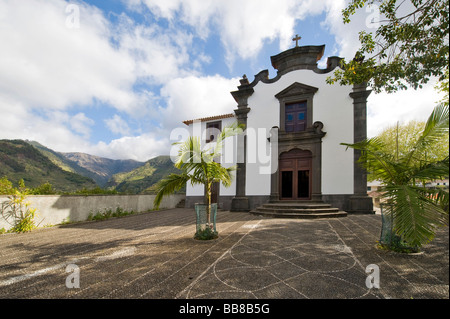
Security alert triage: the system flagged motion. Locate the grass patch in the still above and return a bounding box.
[87,207,137,221]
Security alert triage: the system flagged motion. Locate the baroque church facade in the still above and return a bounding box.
[182,42,374,216]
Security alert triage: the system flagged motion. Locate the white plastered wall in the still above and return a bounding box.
[245,70,354,196]
[184,117,238,197]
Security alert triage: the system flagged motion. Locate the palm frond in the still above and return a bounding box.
[155,121,242,210]
[384,184,448,247]
[153,173,190,209]
[405,103,449,166]
[342,137,404,184]
[212,122,245,158]
[174,136,204,168]
[413,156,449,182]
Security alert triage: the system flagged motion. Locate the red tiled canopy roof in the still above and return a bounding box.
[182,113,235,126]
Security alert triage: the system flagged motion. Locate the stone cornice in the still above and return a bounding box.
[278,121,326,143]
[275,82,319,99]
[234,47,342,90]
[233,107,251,119]
[230,86,254,107]
[349,83,372,102]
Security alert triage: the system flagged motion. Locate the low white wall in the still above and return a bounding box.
[0,194,185,231]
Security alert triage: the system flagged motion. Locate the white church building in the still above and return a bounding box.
[182,42,374,217]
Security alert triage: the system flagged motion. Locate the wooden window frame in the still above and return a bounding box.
[205,121,222,143]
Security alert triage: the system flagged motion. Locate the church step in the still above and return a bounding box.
[256,207,340,214]
[250,210,347,219]
[261,203,333,210]
[268,200,325,204]
[250,200,346,219]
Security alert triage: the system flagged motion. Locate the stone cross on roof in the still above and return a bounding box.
[292,34,302,47]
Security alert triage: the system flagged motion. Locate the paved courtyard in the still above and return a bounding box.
[0,208,448,299]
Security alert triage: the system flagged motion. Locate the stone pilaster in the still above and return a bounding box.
[269,126,279,202]
[230,76,254,212]
[348,83,374,214]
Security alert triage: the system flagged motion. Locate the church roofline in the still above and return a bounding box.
[270,45,325,72]
[230,45,343,98]
[182,113,235,126]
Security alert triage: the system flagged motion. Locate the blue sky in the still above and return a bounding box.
[0,0,442,161]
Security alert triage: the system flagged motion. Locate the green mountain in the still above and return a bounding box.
[0,139,97,192]
[1,139,178,194]
[60,152,145,187]
[26,141,145,187]
[26,140,99,182]
[108,155,184,194]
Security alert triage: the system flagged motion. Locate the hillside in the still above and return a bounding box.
[0,140,97,192]
[61,152,145,187]
[108,155,184,194]
[26,140,99,182]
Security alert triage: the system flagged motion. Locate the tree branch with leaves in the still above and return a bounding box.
[328,0,449,93]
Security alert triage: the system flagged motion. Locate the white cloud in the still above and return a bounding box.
[0,0,197,115]
[0,0,139,112]
[93,134,170,161]
[1,0,442,164]
[0,99,92,154]
[70,113,95,138]
[131,0,336,69]
[104,115,131,136]
[160,75,239,130]
[0,0,200,161]
[114,15,194,85]
[367,81,444,137]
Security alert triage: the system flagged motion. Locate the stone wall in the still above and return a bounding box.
[0,194,185,231]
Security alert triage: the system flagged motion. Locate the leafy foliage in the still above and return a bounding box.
[372,119,449,181]
[0,179,38,233]
[87,207,136,221]
[328,0,449,93]
[0,176,15,195]
[342,103,449,248]
[153,122,244,231]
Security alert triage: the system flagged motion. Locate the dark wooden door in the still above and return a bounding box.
[279,149,312,200]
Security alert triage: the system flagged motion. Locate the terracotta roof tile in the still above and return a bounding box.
[183,113,235,126]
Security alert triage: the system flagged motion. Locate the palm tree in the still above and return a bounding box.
[342,103,449,250]
[153,122,243,234]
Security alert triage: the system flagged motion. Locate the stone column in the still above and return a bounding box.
[311,121,325,202]
[348,83,374,214]
[230,77,254,212]
[269,127,279,202]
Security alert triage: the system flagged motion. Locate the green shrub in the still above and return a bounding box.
[30,182,56,195]
[87,207,136,221]
[194,227,218,240]
[0,176,16,195]
[0,187,37,233]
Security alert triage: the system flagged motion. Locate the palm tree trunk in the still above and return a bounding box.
[206,182,212,226]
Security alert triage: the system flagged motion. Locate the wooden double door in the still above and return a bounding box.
[279,149,312,200]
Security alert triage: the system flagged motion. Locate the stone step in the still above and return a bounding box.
[261,203,333,210]
[268,200,326,204]
[175,199,186,208]
[250,210,347,219]
[250,200,346,219]
[256,207,340,214]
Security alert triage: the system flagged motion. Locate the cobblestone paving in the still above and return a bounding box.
[0,209,448,299]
